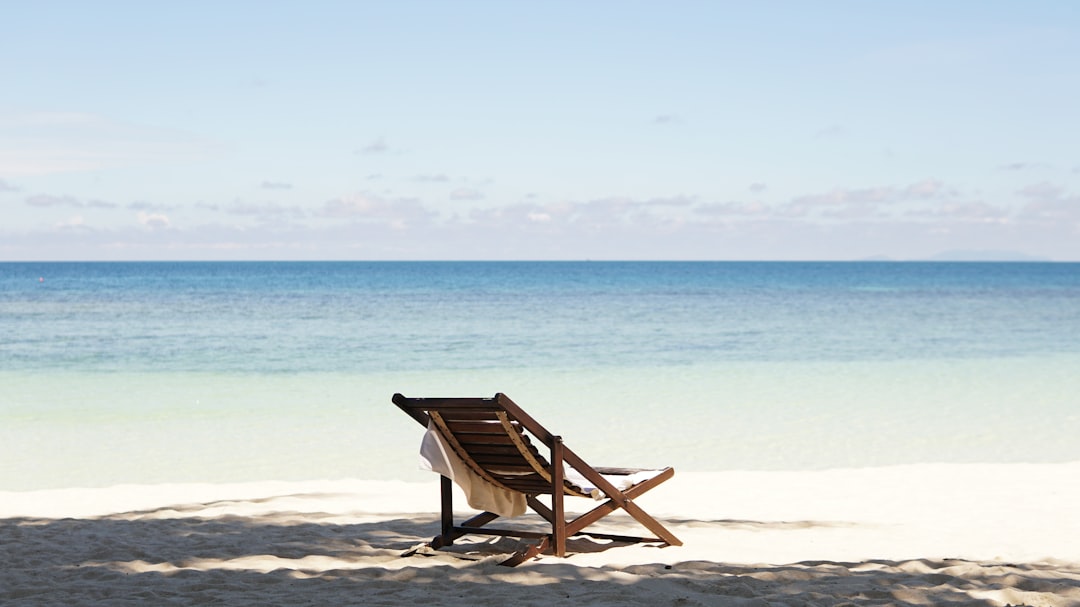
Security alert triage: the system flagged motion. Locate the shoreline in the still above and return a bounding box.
[5,463,1080,605]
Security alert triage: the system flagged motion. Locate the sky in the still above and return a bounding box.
[2,1,1079,261]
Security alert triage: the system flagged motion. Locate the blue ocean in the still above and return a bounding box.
[2,261,1078,491]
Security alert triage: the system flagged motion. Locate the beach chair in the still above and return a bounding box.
[393,393,682,565]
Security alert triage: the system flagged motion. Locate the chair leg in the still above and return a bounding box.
[564,468,682,547]
[437,475,454,546]
[551,437,567,557]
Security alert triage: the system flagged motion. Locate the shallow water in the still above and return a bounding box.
[2,261,1078,490]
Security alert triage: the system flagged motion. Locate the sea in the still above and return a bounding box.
[1,261,1078,491]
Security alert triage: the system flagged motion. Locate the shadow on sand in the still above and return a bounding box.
[3,505,1078,606]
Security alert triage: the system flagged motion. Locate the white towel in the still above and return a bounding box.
[563,467,663,500]
[419,420,527,518]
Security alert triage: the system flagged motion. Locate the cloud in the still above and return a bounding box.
[786,187,893,218]
[813,125,846,139]
[320,193,434,227]
[27,194,80,207]
[465,196,693,232]
[54,215,88,230]
[0,179,19,192]
[450,187,484,201]
[569,196,691,226]
[260,180,293,190]
[749,182,767,193]
[998,162,1049,172]
[905,201,1011,223]
[26,194,116,208]
[653,114,681,125]
[1014,182,1080,224]
[903,179,949,198]
[223,201,307,219]
[696,201,770,217]
[1021,197,1080,223]
[129,201,178,211]
[2,185,1074,260]
[784,179,953,217]
[790,187,893,208]
[137,212,171,229]
[1016,182,1063,199]
[357,137,389,154]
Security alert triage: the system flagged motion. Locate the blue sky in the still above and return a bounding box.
[2,1,1078,260]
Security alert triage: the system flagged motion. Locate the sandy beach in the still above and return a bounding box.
[3,463,1079,606]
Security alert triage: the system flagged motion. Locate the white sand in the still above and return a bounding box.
[3,463,1080,606]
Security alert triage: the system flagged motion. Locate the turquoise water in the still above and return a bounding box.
[2,262,1078,490]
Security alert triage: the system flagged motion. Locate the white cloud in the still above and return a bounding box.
[1020,196,1080,224]
[26,194,116,209]
[321,194,384,218]
[129,201,178,211]
[54,215,87,230]
[813,125,846,139]
[320,193,434,225]
[27,194,81,207]
[357,137,389,155]
[1011,182,1080,224]
[998,162,1049,172]
[137,211,171,229]
[3,177,1074,260]
[450,187,484,201]
[784,180,955,218]
[790,187,895,208]
[695,201,770,217]
[462,196,692,233]
[1016,182,1064,199]
[906,201,1011,223]
[903,179,949,198]
[217,200,307,219]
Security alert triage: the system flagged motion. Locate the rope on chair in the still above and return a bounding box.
[429,411,516,492]
[496,411,589,498]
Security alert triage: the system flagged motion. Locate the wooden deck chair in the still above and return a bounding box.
[393,393,682,565]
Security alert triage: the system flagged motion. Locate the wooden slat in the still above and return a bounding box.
[493,473,546,484]
[444,421,517,434]
[501,481,557,494]
[471,454,530,467]
[494,473,552,481]
[461,444,521,455]
[429,411,501,421]
[497,475,550,485]
[492,471,547,479]
[455,526,549,540]
[457,434,517,445]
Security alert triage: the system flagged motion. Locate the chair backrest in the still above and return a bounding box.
[393,393,588,497]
